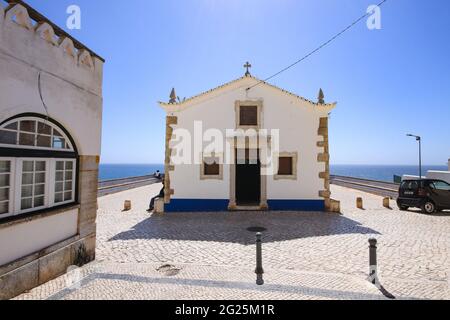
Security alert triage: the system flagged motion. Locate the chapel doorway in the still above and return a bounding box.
[235,148,261,206]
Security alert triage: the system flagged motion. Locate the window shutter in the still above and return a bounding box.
[204,162,220,176]
[278,157,293,175]
[239,106,258,126]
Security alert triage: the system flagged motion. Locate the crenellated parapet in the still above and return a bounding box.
[0,0,104,155]
[0,2,104,94]
[36,22,58,45]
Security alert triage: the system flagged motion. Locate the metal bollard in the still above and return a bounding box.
[255,232,264,285]
[368,238,380,287]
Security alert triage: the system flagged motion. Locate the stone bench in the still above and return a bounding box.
[155,198,165,214]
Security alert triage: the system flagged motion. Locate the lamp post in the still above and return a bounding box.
[407,134,422,180]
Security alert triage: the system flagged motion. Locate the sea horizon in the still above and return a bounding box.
[98,163,448,183]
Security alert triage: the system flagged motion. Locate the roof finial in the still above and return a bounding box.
[169,88,177,104]
[244,61,252,76]
[318,88,325,104]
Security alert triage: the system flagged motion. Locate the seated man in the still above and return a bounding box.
[148,182,165,212]
[154,170,162,180]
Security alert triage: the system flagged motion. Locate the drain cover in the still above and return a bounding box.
[247,226,267,232]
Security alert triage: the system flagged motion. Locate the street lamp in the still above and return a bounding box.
[407,134,422,180]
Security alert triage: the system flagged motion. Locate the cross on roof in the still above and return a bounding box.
[244,61,252,76]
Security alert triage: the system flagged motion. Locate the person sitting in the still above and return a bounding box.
[154,170,162,180]
[148,182,165,212]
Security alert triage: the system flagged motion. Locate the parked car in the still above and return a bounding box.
[397,179,450,213]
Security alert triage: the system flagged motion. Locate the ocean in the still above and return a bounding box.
[330,165,447,182]
[99,164,165,181]
[98,164,448,183]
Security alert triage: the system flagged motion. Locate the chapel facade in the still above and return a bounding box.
[159,65,337,213]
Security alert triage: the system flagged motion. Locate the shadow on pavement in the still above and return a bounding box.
[47,272,385,300]
[109,212,380,245]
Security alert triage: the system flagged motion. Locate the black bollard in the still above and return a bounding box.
[368,238,378,286]
[255,232,264,285]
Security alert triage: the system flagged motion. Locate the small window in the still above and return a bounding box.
[200,155,223,180]
[204,162,220,176]
[278,157,293,176]
[239,106,258,126]
[274,152,298,180]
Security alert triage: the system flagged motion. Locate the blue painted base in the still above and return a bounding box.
[164,199,325,212]
[165,199,229,212]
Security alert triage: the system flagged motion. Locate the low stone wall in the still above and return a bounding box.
[98,175,156,188]
[0,233,95,300]
[98,175,161,197]
[330,175,399,199]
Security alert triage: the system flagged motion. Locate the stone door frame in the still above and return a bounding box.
[227,138,268,211]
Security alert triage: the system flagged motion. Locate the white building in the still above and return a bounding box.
[159,67,337,212]
[0,2,103,299]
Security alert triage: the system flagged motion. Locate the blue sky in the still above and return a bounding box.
[22,0,450,165]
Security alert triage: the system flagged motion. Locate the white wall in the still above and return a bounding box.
[0,4,103,156]
[167,77,333,200]
[0,4,103,267]
[0,208,78,266]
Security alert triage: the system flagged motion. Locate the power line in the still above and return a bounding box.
[247,0,388,91]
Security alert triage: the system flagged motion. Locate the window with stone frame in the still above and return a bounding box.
[274,152,298,180]
[239,105,258,126]
[201,155,223,180]
[204,161,220,176]
[278,157,293,176]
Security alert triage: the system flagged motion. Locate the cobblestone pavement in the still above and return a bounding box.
[16,184,450,300]
[15,262,385,300]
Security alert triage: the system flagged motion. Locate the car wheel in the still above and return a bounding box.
[421,201,436,214]
[397,201,408,211]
